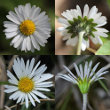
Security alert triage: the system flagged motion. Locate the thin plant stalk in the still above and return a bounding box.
[76,31,85,55]
[82,94,87,110]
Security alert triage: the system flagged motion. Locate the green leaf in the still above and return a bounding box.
[95,40,110,55]
[61,89,72,110]
[98,79,108,93]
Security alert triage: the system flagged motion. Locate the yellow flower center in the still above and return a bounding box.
[18,77,34,93]
[20,20,36,36]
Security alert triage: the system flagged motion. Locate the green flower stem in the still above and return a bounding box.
[82,93,87,110]
[0,81,16,86]
[76,31,85,55]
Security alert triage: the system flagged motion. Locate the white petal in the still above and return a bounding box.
[93,31,108,38]
[35,88,50,92]
[21,38,27,51]
[76,5,82,17]
[6,13,20,24]
[63,65,77,79]
[87,61,93,78]
[30,92,40,103]
[96,71,108,77]
[17,93,24,103]
[57,27,65,32]
[83,4,89,17]
[36,74,53,83]
[34,32,45,47]
[74,63,81,77]
[79,64,83,79]
[57,74,77,84]
[84,62,88,77]
[36,82,53,88]
[30,35,40,50]
[89,62,100,77]
[81,39,88,51]
[4,86,18,93]
[14,35,23,48]
[88,6,98,19]
[34,64,47,76]
[58,17,69,25]
[9,91,20,100]
[4,27,18,33]
[31,61,41,76]
[4,21,18,28]
[28,93,35,106]
[11,35,21,45]
[66,37,78,46]
[28,58,35,73]
[7,70,18,85]
[26,37,31,51]
[90,36,98,44]
[32,90,48,99]
[5,31,18,39]
[25,94,29,108]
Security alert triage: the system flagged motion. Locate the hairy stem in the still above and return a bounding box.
[82,94,87,110]
[76,31,85,55]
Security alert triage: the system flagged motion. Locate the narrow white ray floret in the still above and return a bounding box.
[5,58,54,108]
[4,3,51,52]
[57,61,108,94]
[57,4,108,51]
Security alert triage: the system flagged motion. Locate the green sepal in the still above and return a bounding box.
[66,16,98,39]
[78,77,90,94]
[68,20,74,25]
[67,29,73,33]
[84,36,89,41]
[66,26,72,30]
[71,33,76,38]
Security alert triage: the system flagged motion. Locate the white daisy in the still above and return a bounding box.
[57,4,108,51]
[4,3,51,52]
[5,58,54,108]
[57,61,108,94]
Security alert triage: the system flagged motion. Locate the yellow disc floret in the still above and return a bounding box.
[18,77,34,93]
[20,20,36,36]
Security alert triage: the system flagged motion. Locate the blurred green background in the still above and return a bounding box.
[0,0,55,55]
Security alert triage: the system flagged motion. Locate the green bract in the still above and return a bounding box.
[77,77,90,94]
[66,16,97,40]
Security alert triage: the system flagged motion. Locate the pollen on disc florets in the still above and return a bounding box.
[20,20,36,36]
[77,77,90,94]
[18,77,34,93]
[66,16,97,40]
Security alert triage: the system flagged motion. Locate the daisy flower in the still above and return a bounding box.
[57,61,108,110]
[57,61,108,94]
[57,4,108,53]
[3,3,51,52]
[5,58,54,108]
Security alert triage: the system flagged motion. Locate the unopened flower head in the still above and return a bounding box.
[57,61,108,94]
[4,3,51,52]
[57,4,108,51]
[5,58,54,108]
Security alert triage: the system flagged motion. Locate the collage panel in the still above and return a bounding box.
[55,0,110,55]
[0,0,55,55]
[55,55,110,110]
[0,55,55,110]
[0,0,110,110]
